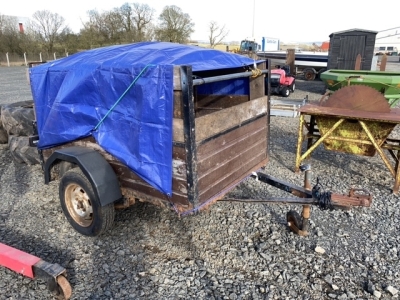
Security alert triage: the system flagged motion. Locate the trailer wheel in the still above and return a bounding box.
[303,68,316,81]
[59,168,115,236]
[286,210,302,231]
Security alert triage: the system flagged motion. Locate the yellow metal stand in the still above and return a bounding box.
[295,112,400,194]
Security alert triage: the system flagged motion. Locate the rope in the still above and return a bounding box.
[312,178,334,210]
[93,64,154,131]
[251,68,262,77]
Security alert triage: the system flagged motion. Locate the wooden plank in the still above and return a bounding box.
[195,96,268,142]
[119,178,190,208]
[108,161,187,192]
[380,54,387,71]
[198,138,267,191]
[249,61,266,100]
[173,67,182,90]
[173,91,183,118]
[197,127,266,175]
[198,153,268,204]
[195,94,249,117]
[197,116,267,158]
[299,104,400,123]
[173,118,184,142]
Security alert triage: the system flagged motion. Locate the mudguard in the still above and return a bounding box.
[44,146,122,206]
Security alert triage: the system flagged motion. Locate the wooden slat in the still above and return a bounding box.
[108,161,187,193]
[249,62,266,100]
[198,153,268,204]
[195,96,268,142]
[173,67,182,90]
[174,90,183,118]
[195,114,268,202]
[195,94,249,117]
[119,178,190,208]
[197,127,266,175]
[173,118,184,142]
[197,116,267,158]
[198,138,267,191]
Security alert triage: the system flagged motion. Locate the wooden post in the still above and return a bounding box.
[286,49,295,75]
[380,54,387,71]
[354,54,361,70]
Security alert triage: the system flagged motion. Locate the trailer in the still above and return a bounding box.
[257,50,328,81]
[26,42,371,241]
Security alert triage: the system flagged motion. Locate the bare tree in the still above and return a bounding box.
[131,3,154,42]
[80,9,110,48]
[104,9,125,44]
[30,10,68,53]
[208,21,229,48]
[119,3,134,41]
[80,3,155,47]
[155,5,194,43]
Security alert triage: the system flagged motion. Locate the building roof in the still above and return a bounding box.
[329,28,378,37]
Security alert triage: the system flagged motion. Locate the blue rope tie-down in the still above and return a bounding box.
[93,64,155,131]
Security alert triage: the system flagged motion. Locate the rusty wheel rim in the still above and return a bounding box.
[305,72,314,80]
[65,183,93,227]
[57,275,72,300]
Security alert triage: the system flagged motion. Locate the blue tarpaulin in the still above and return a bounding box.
[29,41,262,196]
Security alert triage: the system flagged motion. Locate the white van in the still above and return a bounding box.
[374,46,398,56]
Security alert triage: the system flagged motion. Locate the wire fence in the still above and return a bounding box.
[0,52,69,67]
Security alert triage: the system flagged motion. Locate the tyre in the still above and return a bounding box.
[290,80,296,92]
[303,68,316,81]
[281,86,290,97]
[1,100,35,136]
[317,68,327,80]
[8,135,40,165]
[59,168,115,236]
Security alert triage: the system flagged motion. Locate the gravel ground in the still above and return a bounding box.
[1,65,400,300]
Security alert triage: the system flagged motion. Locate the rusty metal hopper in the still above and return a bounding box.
[315,85,396,156]
[296,85,400,193]
[315,117,396,156]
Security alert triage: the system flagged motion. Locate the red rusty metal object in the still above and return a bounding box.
[322,85,390,113]
[0,243,40,278]
[298,104,400,123]
[0,242,72,299]
[331,188,372,208]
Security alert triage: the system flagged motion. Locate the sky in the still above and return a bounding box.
[2,0,400,43]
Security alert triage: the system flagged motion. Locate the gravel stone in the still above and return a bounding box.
[373,290,382,298]
[385,285,399,296]
[1,64,400,299]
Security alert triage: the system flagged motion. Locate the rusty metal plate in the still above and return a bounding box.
[322,85,390,113]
